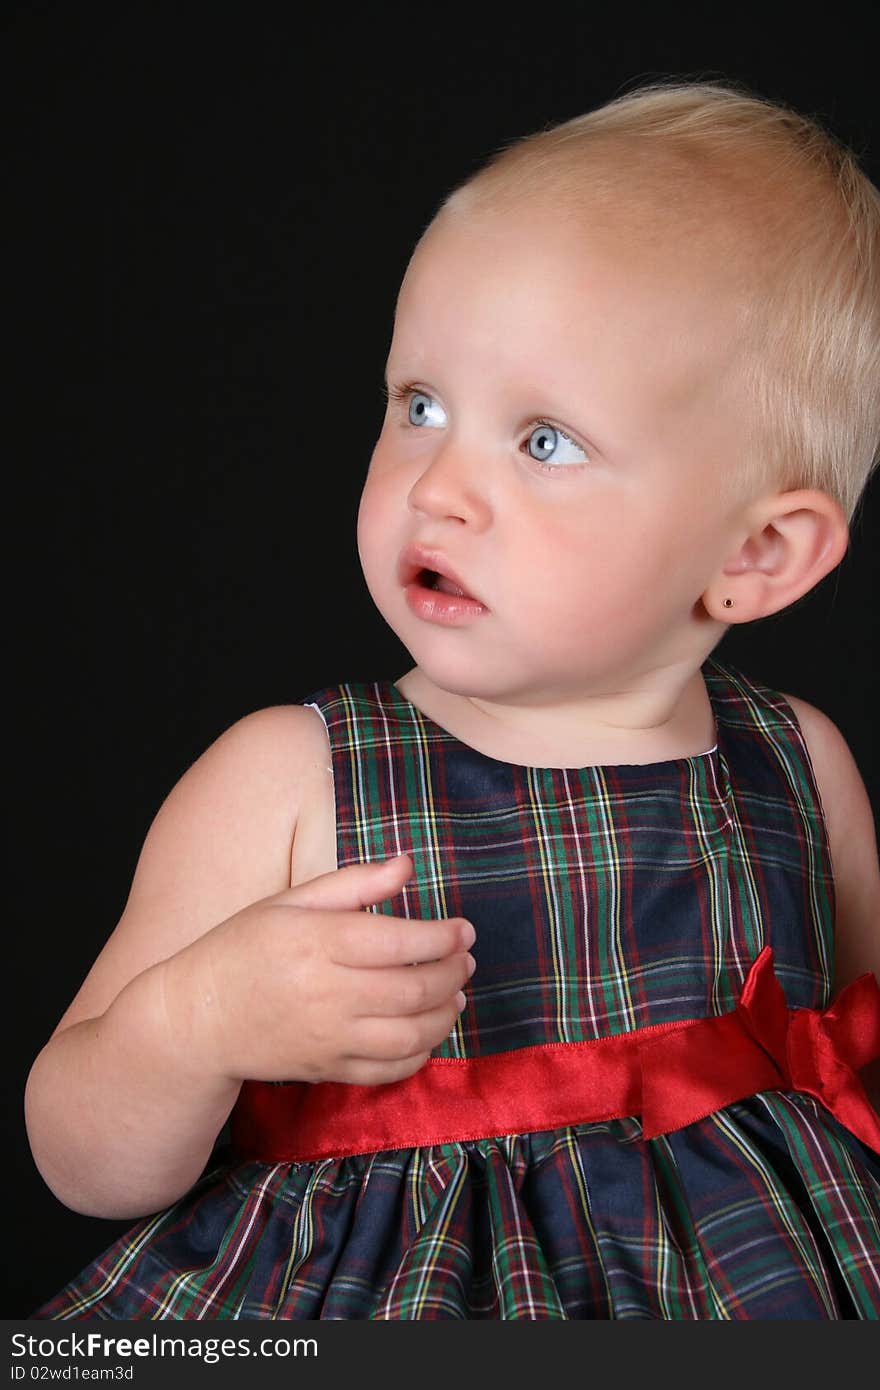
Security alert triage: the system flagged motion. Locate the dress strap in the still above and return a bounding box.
[231,949,879,1162]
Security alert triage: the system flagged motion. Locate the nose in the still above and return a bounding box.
[406,439,492,528]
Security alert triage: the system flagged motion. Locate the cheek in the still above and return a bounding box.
[356,470,393,558]
[510,505,683,635]
[356,466,414,606]
[355,483,375,551]
[515,506,631,591]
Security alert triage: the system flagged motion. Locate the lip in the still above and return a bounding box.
[397,542,489,625]
[397,542,483,603]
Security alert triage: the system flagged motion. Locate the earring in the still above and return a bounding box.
[723,598,734,607]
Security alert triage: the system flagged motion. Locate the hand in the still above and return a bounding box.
[163,854,476,1086]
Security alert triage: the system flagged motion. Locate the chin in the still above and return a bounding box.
[412,646,531,702]
[390,632,476,692]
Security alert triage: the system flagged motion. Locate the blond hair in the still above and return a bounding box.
[436,80,880,528]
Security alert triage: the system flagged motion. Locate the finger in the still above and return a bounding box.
[281,853,415,912]
[327,914,475,967]
[348,998,467,1063]
[335,1052,433,1086]
[352,953,476,1017]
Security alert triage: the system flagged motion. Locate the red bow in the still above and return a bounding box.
[639,947,880,1151]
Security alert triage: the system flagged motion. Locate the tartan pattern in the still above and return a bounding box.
[34,656,880,1319]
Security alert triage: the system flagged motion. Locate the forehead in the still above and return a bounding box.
[391,204,747,398]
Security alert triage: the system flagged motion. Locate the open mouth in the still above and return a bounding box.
[416,568,468,597]
[398,545,486,609]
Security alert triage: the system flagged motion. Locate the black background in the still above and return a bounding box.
[6,4,878,1318]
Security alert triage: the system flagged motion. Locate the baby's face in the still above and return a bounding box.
[358,203,754,703]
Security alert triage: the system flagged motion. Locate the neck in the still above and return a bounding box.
[394,658,720,770]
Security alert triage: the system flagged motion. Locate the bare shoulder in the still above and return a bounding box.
[134,703,328,893]
[163,702,331,833]
[780,692,880,988]
[46,703,328,1041]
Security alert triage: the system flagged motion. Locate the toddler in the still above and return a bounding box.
[27,78,880,1319]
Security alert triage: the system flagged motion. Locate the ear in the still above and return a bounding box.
[701,488,850,623]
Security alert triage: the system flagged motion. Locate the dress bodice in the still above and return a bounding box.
[301,653,835,1058]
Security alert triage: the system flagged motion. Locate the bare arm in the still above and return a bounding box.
[783,694,880,1112]
[24,961,242,1219]
[24,705,309,1219]
[25,706,475,1221]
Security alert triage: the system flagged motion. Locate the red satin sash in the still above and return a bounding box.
[230,947,880,1162]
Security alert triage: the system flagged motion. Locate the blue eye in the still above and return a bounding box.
[526,423,589,469]
[405,391,447,428]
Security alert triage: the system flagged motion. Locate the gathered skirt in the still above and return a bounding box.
[34,1088,880,1320]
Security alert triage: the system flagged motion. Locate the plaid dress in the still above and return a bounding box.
[34,655,880,1319]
